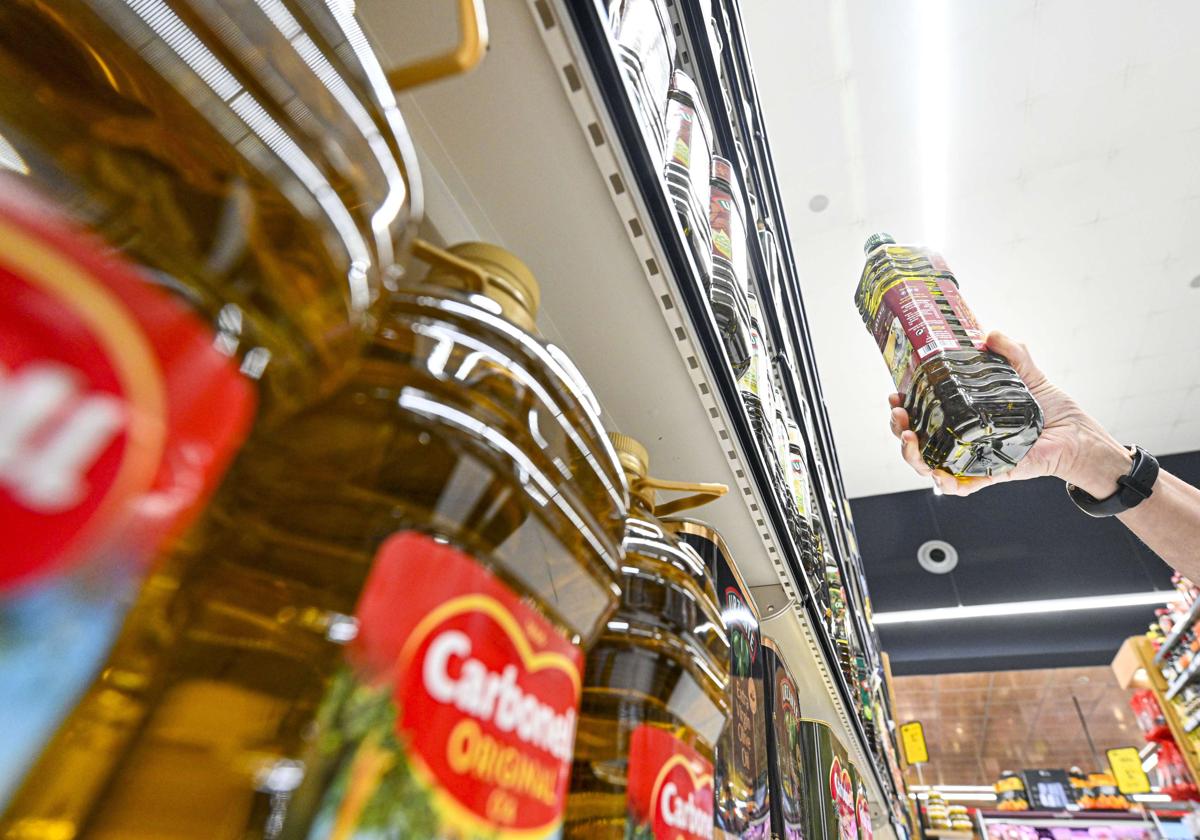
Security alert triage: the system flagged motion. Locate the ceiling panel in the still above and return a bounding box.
[851,451,1199,674]
[743,0,1200,497]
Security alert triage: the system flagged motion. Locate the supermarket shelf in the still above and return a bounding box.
[666,0,884,687]
[1165,657,1200,700]
[1116,636,1200,798]
[977,810,1156,826]
[664,0,904,798]
[552,0,896,813]
[358,0,896,826]
[924,830,974,840]
[1154,599,1200,664]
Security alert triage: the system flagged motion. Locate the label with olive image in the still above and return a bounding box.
[299,532,581,839]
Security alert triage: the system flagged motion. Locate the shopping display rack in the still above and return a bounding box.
[361,0,908,833]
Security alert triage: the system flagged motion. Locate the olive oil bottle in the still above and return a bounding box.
[565,435,730,839]
[856,234,1043,476]
[761,640,803,840]
[0,0,418,815]
[3,243,628,840]
[668,521,772,840]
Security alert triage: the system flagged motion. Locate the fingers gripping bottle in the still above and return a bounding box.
[565,434,731,839]
[3,242,629,840]
[855,234,1043,476]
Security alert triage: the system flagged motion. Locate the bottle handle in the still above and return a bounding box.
[386,0,489,92]
[413,238,490,292]
[631,477,728,517]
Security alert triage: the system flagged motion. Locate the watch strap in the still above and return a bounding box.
[1067,445,1159,518]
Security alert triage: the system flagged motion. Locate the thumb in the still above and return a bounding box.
[985,330,1046,389]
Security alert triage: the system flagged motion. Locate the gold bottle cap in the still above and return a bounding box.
[607,432,727,516]
[417,240,540,332]
[608,432,650,480]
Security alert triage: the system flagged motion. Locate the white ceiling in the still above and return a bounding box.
[742,0,1200,498]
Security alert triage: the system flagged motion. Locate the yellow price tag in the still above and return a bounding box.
[1106,747,1151,794]
[900,721,928,765]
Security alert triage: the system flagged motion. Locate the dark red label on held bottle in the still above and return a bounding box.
[869,276,985,395]
[627,725,715,840]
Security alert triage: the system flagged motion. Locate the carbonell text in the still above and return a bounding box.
[661,780,714,839]
[0,362,125,512]
[422,629,576,763]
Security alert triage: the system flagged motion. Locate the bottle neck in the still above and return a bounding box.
[410,239,540,333]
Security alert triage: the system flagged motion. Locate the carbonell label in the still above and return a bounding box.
[0,176,253,589]
[856,792,874,840]
[421,631,576,764]
[830,757,857,840]
[309,532,582,838]
[627,724,715,840]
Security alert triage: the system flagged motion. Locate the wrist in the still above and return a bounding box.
[1059,419,1133,499]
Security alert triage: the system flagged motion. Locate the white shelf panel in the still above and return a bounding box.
[359,0,895,831]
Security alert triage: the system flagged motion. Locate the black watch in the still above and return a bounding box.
[1066,445,1159,517]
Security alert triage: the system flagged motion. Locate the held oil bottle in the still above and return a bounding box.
[565,434,731,839]
[0,0,419,813]
[3,243,628,840]
[855,233,1043,476]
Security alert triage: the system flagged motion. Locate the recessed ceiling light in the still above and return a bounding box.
[809,194,830,212]
[1189,274,1200,289]
[918,539,958,574]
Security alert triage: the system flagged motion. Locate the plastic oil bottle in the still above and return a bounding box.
[785,419,820,580]
[4,240,630,840]
[855,233,1043,476]
[0,0,419,817]
[565,434,731,839]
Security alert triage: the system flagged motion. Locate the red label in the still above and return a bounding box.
[0,177,253,589]
[667,101,696,169]
[830,757,857,840]
[336,532,581,837]
[856,793,873,840]
[869,275,985,395]
[710,188,735,263]
[627,725,715,840]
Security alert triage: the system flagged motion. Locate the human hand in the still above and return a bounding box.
[888,331,1132,497]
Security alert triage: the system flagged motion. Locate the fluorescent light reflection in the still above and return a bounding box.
[874,591,1174,625]
[910,785,994,792]
[0,132,28,175]
[911,786,1173,805]
[917,0,948,248]
[911,791,996,802]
